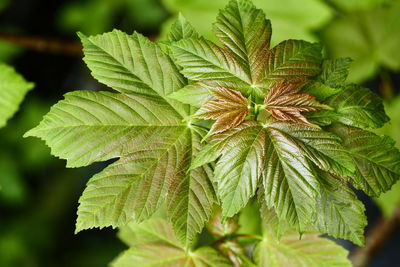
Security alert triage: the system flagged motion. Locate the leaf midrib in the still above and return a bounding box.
[85,35,188,119]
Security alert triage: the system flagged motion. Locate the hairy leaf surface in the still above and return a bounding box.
[168,13,199,42]
[264,81,328,126]
[329,124,400,196]
[194,87,249,134]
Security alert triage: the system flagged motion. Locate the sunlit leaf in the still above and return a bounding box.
[0,64,34,128]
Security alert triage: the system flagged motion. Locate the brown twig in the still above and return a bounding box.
[0,32,82,56]
[351,207,400,267]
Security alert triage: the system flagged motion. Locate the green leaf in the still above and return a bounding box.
[253,231,351,267]
[118,218,183,248]
[313,170,367,246]
[168,83,212,108]
[78,30,188,117]
[26,31,215,247]
[195,121,353,227]
[213,122,264,218]
[171,37,252,94]
[113,219,231,267]
[214,0,271,86]
[329,123,400,197]
[168,13,199,42]
[319,58,352,88]
[161,0,332,46]
[327,84,389,129]
[263,40,322,87]
[0,63,34,128]
[171,1,323,98]
[268,121,355,177]
[302,82,342,102]
[166,128,216,247]
[263,124,320,230]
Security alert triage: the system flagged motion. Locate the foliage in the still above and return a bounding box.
[26,0,400,265]
[160,0,332,45]
[321,0,400,82]
[0,63,33,128]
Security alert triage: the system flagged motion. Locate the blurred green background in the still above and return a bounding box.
[0,0,400,266]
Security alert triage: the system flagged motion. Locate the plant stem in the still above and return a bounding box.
[0,32,83,56]
[350,207,400,267]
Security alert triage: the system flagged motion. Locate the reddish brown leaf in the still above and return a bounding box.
[194,87,249,134]
[265,82,328,126]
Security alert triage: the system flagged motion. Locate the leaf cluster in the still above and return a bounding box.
[26,0,400,265]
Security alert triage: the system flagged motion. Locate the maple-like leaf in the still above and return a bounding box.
[25,0,400,260]
[193,87,249,134]
[264,81,329,126]
[171,0,322,99]
[113,218,231,267]
[25,30,216,248]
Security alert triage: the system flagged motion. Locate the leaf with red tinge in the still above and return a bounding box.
[194,87,249,135]
[265,81,330,126]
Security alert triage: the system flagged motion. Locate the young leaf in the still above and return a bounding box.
[0,63,34,128]
[318,58,352,88]
[327,84,389,129]
[113,219,231,267]
[329,123,400,196]
[167,83,212,108]
[263,40,322,87]
[253,231,351,267]
[171,0,323,98]
[194,87,249,135]
[161,0,332,46]
[25,31,215,247]
[78,30,189,117]
[171,37,252,94]
[168,13,199,42]
[166,128,216,247]
[214,0,271,86]
[264,81,329,126]
[213,122,265,218]
[313,170,367,246]
[263,125,320,229]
